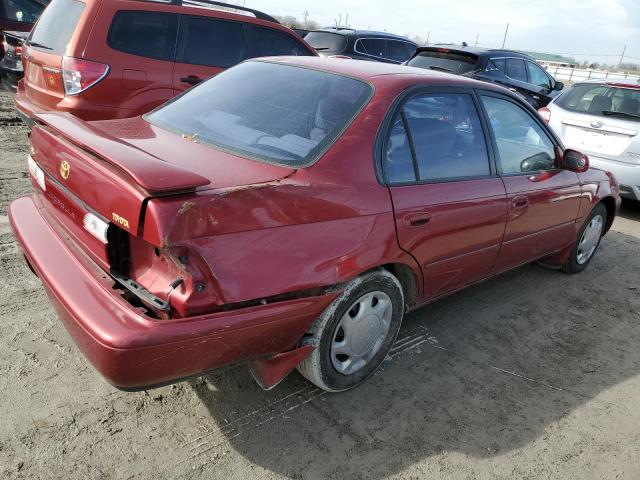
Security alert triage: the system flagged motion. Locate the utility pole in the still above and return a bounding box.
[475,33,479,46]
[426,29,430,46]
[618,44,627,68]
[302,10,309,29]
[501,22,509,48]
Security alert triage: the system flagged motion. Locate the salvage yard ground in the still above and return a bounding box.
[1,91,640,479]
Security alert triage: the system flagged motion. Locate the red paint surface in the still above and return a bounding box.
[9,57,621,389]
[14,0,317,121]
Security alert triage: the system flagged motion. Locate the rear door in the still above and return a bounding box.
[172,15,249,91]
[479,92,582,272]
[383,89,507,299]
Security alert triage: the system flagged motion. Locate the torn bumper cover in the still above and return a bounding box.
[9,195,336,390]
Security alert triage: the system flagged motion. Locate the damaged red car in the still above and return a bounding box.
[9,57,620,392]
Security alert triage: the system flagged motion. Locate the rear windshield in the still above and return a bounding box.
[407,51,478,74]
[146,61,373,167]
[556,83,640,122]
[304,31,348,53]
[28,0,85,55]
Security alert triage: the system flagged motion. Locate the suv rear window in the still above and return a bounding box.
[108,11,178,61]
[28,0,84,54]
[146,61,373,167]
[407,51,477,74]
[304,31,347,53]
[557,83,640,121]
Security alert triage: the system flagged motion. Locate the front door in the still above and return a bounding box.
[383,90,508,300]
[479,93,582,273]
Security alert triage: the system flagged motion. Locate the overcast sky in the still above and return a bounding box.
[251,0,639,65]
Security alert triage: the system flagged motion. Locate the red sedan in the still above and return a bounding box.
[9,57,620,392]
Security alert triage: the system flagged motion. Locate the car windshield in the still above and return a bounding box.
[304,31,348,52]
[407,50,478,74]
[145,61,373,167]
[557,83,640,122]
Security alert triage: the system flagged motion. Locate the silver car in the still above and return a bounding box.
[540,80,640,200]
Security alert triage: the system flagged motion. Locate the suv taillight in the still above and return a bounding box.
[62,57,109,96]
[538,107,551,123]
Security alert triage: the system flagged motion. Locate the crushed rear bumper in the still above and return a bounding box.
[9,195,334,389]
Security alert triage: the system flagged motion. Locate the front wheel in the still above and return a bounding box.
[297,270,404,392]
[563,203,607,274]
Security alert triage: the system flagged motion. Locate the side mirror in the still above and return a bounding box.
[562,149,589,173]
[553,81,564,91]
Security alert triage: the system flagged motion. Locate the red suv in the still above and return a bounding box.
[14,0,316,123]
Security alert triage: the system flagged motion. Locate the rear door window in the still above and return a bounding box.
[2,0,44,23]
[505,58,528,82]
[251,26,311,57]
[27,0,85,54]
[385,93,490,182]
[176,16,248,67]
[108,11,178,61]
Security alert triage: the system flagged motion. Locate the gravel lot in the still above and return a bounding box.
[1,91,640,479]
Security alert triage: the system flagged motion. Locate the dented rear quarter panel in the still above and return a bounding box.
[138,77,424,306]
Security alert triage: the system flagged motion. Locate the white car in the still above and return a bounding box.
[540,80,640,201]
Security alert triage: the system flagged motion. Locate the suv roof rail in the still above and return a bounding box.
[167,0,280,23]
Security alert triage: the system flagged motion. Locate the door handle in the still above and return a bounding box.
[511,195,529,209]
[403,212,431,228]
[180,75,202,85]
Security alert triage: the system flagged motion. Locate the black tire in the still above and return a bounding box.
[562,203,607,274]
[297,270,404,392]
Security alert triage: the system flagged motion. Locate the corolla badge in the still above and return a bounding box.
[60,160,70,179]
[590,121,604,129]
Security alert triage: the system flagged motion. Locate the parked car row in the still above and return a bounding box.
[4,0,627,394]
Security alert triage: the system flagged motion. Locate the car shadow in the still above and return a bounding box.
[619,198,640,221]
[190,229,640,479]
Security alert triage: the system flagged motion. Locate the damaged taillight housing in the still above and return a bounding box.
[62,56,109,96]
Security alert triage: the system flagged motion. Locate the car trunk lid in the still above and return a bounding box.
[560,115,640,164]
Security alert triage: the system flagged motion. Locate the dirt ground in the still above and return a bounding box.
[1,90,640,480]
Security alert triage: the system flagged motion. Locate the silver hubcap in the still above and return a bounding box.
[331,291,393,375]
[576,215,604,265]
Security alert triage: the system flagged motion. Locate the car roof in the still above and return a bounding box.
[573,78,640,88]
[311,28,415,43]
[416,44,535,60]
[258,56,508,91]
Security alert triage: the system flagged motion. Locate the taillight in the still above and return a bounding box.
[538,107,551,123]
[62,56,109,96]
[15,45,23,56]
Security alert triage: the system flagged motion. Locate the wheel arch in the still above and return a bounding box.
[599,196,616,234]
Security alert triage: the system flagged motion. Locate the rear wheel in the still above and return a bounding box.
[563,203,607,274]
[297,270,404,392]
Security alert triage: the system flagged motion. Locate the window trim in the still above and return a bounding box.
[353,37,417,64]
[375,85,499,187]
[475,89,563,177]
